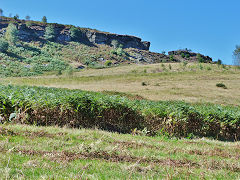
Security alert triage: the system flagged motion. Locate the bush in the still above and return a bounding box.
[141,82,147,86]
[0,39,9,53]
[217,59,222,66]
[181,53,185,58]
[104,60,112,67]
[169,55,174,61]
[44,25,56,41]
[216,83,227,89]
[111,40,120,49]
[5,23,18,45]
[197,53,204,63]
[168,64,172,70]
[182,61,188,67]
[69,26,82,41]
[110,48,126,57]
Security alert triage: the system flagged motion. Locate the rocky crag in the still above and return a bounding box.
[0,17,213,64]
[0,17,150,50]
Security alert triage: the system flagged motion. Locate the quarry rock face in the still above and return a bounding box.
[0,19,150,50]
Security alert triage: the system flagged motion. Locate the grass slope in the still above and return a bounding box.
[0,124,239,179]
[2,62,240,106]
[0,41,130,77]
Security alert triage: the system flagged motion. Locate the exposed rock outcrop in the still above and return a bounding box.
[127,49,173,64]
[0,18,150,50]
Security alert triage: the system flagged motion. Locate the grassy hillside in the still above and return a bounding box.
[0,41,133,77]
[0,124,239,179]
[2,62,240,106]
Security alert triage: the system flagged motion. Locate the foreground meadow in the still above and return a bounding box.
[0,124,239,179]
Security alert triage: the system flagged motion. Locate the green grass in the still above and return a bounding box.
[2,62,240,106]
[0,124,239,179]
[0,40,131,77]
[0,84,239,140]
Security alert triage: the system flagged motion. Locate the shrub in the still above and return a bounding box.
[104,60,112,67]
[169,55,174,61]
[69,26,81,41]
[13,14,19,20]
[182,61,188,67]
[168,64,172,70]
[44,25,56,41]
[199,63,203,70]
[111,40,119,49]
[110,47,126,57]
[216,83,227,89]
[181,52,185,58]
[5,23,18,45]
[197,53,204,63]
[0,38,9,53]
[206,66,211,71]
[185,54,190,58]
[217,59,222,66]
[141,82,147,86]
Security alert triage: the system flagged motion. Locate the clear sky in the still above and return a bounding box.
[1,0,240,64]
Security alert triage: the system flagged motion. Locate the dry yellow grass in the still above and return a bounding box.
[1,63,240,106]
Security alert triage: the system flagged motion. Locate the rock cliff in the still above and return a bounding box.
[0,18,150,50]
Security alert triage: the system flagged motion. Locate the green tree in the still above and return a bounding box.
[0,8,2,21]
[233,45,240,66]
[25,15,30,21]
[5,23,18,45]
[104,60,112,66]
[44,25,56,41]
[111,40,119,49]
[42,16,47,23]
[197,53,204,63]
[217,59,222,66]
[0,38,9,53]
[13,14,19,20]
[69,26,81,41]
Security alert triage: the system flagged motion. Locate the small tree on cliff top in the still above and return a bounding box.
[233,45,240,66]
[42,16,47,23]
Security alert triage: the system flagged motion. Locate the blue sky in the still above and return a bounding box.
[1,0,240,64]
